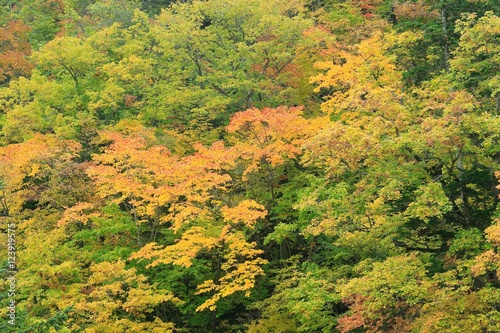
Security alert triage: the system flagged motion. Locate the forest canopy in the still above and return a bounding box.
[2,0,500,332]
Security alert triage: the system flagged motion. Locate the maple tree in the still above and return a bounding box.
[227,106,314,203]
[83,128,269,330]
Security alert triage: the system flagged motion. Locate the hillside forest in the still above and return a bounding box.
[2,0,500,332]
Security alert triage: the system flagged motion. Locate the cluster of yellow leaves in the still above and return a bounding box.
[32,36,103,87]
[312,32,405,121]
[337,254,431,332]
[195,232,267,312]
[472,174,500,277]
[87,35,155,112]
[404,182,452,223]
[221,200,267,227]
[130,225,268,312]
[82,318,175,333]
[227,106,318,180]
[129,227,219,268]
[130,227,268,312]
[304,33,411,177]
[452,12,500,106]
[87,132,170,209]
[87,130,246,231]
[57,202,99,227]
[13,225,83,322]
[0,134,81,214]
[301,119,379,176]
[72,260,179,332]
[85,126,270,312]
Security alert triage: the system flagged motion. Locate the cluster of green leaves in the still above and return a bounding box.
[2,0,500,332]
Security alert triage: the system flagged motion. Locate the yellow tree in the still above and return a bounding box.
[225,105,322,259]
[85,128,268,330]
[0,135,85,329]
[69,260,179,333]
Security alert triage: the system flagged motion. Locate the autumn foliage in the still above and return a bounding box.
[2,1,500,332]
